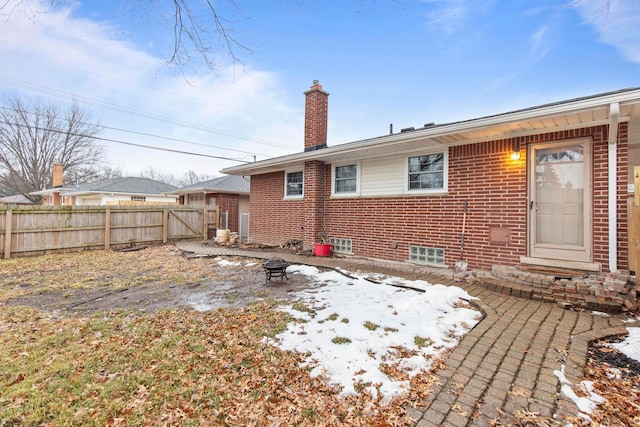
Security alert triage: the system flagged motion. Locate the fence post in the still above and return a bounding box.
[202,207,208,240]
[104,208,111,250]
[163,209,168,243]
[3,208,12,260]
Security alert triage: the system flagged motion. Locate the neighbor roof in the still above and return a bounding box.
[222,87,640,176]
[167,175,250,196]
[0,194,33,204]
[60,177,177,196]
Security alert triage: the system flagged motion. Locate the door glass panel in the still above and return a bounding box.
[534,144,584,246]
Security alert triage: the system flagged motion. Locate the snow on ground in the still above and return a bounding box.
[215,258,242,267]
[610,315,640,363]
[555,313,640,421]
[554,365,604,422]
[267,265,482,405]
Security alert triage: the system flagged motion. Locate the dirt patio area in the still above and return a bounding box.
[3,245,320,316]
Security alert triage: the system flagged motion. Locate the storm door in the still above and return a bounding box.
[528,138,592,262]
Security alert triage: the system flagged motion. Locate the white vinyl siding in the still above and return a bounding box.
[360,156,405,196]
[345,152,448,197]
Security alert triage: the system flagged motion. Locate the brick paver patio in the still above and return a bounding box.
[176,242,628,426]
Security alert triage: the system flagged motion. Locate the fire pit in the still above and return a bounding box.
[262,259,290,284]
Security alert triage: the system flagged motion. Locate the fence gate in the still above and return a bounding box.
[166,208,205,240]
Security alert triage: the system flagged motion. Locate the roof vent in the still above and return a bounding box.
[400,127,415,133]
[424,122,435,127]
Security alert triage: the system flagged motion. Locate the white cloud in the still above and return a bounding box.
[424,0,469,34]
[0,0,302,178]
[529,25,552,61]
[423,0,493,34]
[573,0,640,63]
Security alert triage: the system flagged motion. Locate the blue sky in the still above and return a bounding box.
[1,0,639,179]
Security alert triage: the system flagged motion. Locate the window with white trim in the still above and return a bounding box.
[131,196,146,202]
[330,238,352,254]
[409,245,445,266]
[285,171,304,198]
[332,163,359,195]
[188,194,205,203]
[407,152,446,192]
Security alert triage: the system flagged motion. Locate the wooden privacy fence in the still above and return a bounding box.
[0,205,219,259]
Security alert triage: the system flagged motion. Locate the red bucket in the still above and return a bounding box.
[313,243,332,257]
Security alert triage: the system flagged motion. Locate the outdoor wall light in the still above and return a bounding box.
[511,142,521,160]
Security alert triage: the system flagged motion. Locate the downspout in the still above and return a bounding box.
[608,102,619,272]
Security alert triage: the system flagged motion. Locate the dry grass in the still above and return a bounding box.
[0,246,437,426]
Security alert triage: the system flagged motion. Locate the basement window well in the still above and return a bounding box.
[330,238,352,254]
[409,245,445,266]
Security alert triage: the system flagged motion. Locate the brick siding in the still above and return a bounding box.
[249,172,304,245]
[211,193,241,233]
[249,124,628,271]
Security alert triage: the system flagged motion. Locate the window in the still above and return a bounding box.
[407,152,446,192]
[330,238,352,254]
[188,194,205,205]
[409,245,445,266]
[285,171,303,197]
[131,196,146,202]
[333,163,359,195]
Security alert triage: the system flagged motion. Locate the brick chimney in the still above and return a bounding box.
[52,163,64,188]
[304,80,329,152]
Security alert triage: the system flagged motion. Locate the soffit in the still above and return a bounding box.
[222,90,640,176]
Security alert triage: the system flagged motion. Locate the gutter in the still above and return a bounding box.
[608,102,619,272]
[222,88,640,176]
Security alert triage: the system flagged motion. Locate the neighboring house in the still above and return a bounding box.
[32,172,178,206]
[222,81,640,274]
[167,175,250,238]
[0,194,33,206]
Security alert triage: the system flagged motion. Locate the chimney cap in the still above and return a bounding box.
[304,80,329,96]
[309,80,322,90]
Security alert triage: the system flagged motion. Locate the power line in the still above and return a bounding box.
[0,119,252,163]
[0,75,299,150]
[0,104,272,158]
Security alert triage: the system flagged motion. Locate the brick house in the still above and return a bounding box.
[31,164,178,206]
[222,82,640,273]
[168,175,250,239]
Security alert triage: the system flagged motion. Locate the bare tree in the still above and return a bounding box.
[139,166,179,186]
[1,0,251,74]
[178,170,215,186]
[0,96,104,202]
[138,168,215,187]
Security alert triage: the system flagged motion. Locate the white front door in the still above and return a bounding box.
[528,138,592,262]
